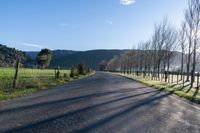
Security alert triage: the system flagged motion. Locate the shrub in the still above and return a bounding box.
[77,64,85,75]
[86,68,90,73]
[70,67,75,78]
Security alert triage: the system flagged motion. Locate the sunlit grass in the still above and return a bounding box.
[114,73,200,104]
[0,67,95,101]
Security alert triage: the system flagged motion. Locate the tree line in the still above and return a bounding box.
[101,0,200,88]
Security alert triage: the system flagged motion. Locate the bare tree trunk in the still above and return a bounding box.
[179,22,186,80]
[191,0,200,87]
[157,62,160,78]
[186,33,192,81]
[185,0,195,82]
[191,42,197,87]
[181,51,184,80]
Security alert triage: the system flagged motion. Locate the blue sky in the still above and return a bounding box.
[0,0,188,51]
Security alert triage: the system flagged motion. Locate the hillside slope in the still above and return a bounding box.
[26,49,125,69]
[50,50,125,69]
[25,49,191,71]
[0,44,28,67]
[26,50,78,60]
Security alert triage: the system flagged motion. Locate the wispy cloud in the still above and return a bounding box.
[20,42,45,49]
[120,0,135,6]
[106,20,113,25]
[58,23,69,27]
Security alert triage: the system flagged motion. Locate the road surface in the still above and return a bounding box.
[0,72,200,133]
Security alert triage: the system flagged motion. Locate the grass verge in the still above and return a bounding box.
[114,73,200,104]
[0,71,95,101]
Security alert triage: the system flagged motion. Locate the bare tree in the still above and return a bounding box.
[136,41,152,77]
[143,41,151,75]
[129,47,136,74]
[179,22,187,79]
[107,56,120,71]
[99,60,108,71]
[165,26,178,73]
[151,32,158,78]
[184,0,195,81]
[137,43,144,72]
[109,0,200,89]
[133,44,141,74]
[120,52,130,74]
[191,0,200,87]
[151,18,169,78]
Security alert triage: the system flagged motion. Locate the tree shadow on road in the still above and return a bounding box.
[0,86,149,115]
[4,88,171,133]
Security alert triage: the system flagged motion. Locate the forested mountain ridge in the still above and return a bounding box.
[0,44,185,70]
[0,44,125,69]
[26,50,200,71]
[26,49,126,69]
[50,49,125,69]
[26,50,78,61]
[0,44,29,67]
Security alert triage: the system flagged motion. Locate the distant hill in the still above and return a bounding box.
[26,50,78,61]
[26,49,191,70]
[26,49,125,69]
[50,50,125,69]
[0,43,194,70]
[0,44,29,67]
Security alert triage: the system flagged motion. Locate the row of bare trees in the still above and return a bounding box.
[106,0,200,88]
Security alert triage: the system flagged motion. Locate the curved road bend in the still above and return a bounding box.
[0,72,200,133]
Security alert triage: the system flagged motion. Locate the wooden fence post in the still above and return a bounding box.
[168,72,170,83]
[149,70,151,79]
[164,71,167,82]
[177,72,179,85]
[183,72,185,86]
[197,72,199,89]
[13,58,20,89]
[191,70,193,84]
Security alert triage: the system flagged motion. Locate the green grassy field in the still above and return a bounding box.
[0,68,70,89]
[0,67,70,79]
[0,67,94,101]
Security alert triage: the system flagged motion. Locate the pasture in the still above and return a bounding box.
[0,67,70,91]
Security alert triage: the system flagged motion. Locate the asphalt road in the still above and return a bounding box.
[0,72,200,133]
